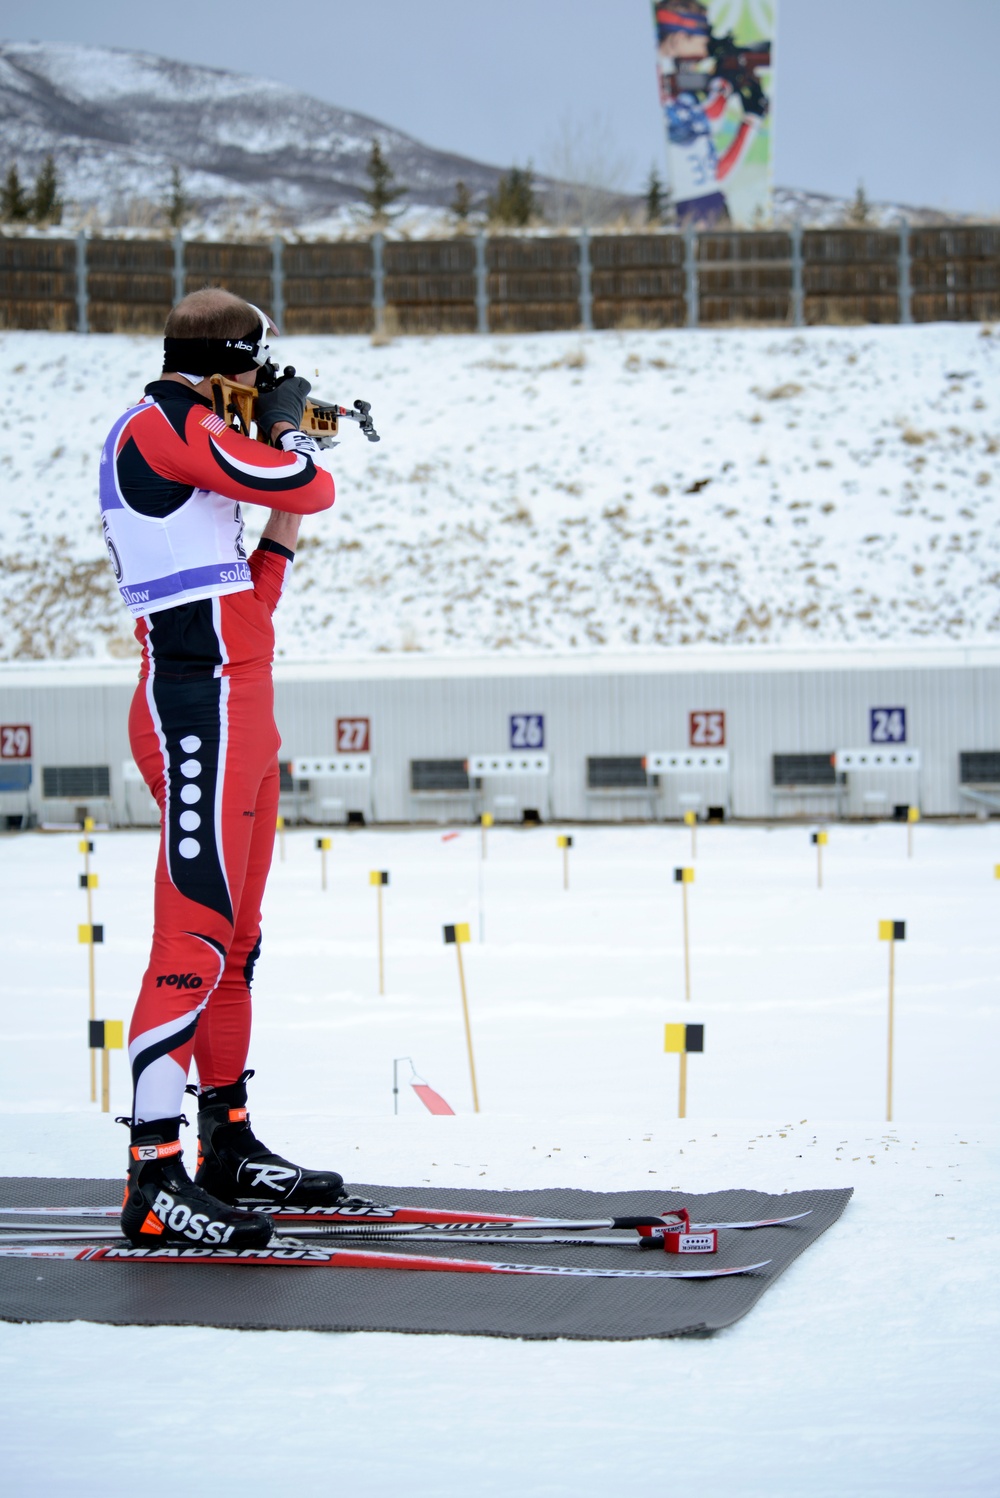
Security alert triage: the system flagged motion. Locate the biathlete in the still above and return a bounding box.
[99,288,347,1248]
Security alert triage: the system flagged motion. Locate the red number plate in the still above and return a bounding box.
[336,718,370,753]
[0,724,32,759]
[688,711,725,748]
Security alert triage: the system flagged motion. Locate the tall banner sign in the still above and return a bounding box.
[652,1,775,229]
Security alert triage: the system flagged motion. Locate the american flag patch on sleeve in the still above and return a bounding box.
[200,414,229,434]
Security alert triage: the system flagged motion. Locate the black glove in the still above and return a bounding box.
[256,373,312,438]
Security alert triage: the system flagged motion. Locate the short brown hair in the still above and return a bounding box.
[163,287,260,340]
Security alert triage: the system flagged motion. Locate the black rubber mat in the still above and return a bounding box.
[0,1178,852,1339]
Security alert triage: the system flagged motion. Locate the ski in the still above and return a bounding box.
[0,1225,713,1252]
[0,1202,810,1233]
[0,1240,770,1279]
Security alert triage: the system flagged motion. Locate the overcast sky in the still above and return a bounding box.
[3,0,998,214]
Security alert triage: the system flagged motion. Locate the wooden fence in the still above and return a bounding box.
[2,226,998,335]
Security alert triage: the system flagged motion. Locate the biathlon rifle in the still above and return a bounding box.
[209,361,380,447]
[708,32,771,118]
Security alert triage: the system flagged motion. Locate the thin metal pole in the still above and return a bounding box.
[898,222,912,326]
[376,883,385,996]
[684,228,698,329]
[372,231,385,334]
[101,1048,110,1114]
[682,880,691,1003]
[85,842,95,1103]
[477,846,485,944]
[790,222,804,327]
[393,1057,399,1115]
[271,234,285,329]
[578,228,592,331]
[475,232,489,335]
[679,1052,688,1120]
[817,842,823,890]
[563,845,569,892]
[886,940,896,1121]
[455,945,480,1112]
[691,818,697,862]
[75,231,88,334]
[173,231,185,305]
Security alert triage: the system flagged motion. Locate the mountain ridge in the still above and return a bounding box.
[0,40,968,235]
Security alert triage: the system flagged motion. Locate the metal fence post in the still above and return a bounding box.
[578,227,593,331]
[271,234,285,328]
[172,231,185,306]
[372,231,385,333]
[684,227,698,328]
[75,231,88,334]
[790,221,804,327]
[898,221,912,325]
[475,232,489,334]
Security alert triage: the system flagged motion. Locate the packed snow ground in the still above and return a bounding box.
[1,821,997,1495]
[1,322,998,661]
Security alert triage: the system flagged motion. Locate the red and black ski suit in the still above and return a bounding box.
[98,381,334,1124]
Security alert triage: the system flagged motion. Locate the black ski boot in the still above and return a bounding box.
[120,1115,273,1248]
[194,1072,346,1210]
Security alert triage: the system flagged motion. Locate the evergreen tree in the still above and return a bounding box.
[645,166,668,226]
[31,155,62,224]
[486,166,537,227]
[847,180,871,227]
[362,140,406,225]
[167,165,188,231]
[1,164,31,222]
[451,179,472,226]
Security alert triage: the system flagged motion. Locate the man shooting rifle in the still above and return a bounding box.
[99,288,352,1249]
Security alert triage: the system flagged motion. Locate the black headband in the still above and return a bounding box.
[162,303,273,377]
[162,334,265,377]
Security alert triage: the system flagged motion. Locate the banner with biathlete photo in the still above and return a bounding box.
[652,1,775,228]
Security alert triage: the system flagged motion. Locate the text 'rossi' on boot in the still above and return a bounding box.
[119,1114,273,1248]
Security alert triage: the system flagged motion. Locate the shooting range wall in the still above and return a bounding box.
[3,645,1000,828]
[2,227,998,334]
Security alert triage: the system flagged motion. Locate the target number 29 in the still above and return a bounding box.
[0,725,31,759]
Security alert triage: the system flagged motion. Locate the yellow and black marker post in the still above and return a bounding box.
[878,920,906,1121]
[684,809,697,861]
[88,1019,123,1114]
[276,813,286,862]
[674,866,695,1002]
[78,834,99,1102]
[315,835,331,891]
[370,870,389,994]
[480,811,493,860]
[664,1021,704,1120]
[811,829,828,889]
[443,923,478,1111]
[907,805,919,860]
[557,834,573,891]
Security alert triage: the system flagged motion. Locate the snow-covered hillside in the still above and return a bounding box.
[0,40,508,232]
[0,42,959,234]
[0,321,997,662]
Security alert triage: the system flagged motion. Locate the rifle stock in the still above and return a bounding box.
[209,374,342,444]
